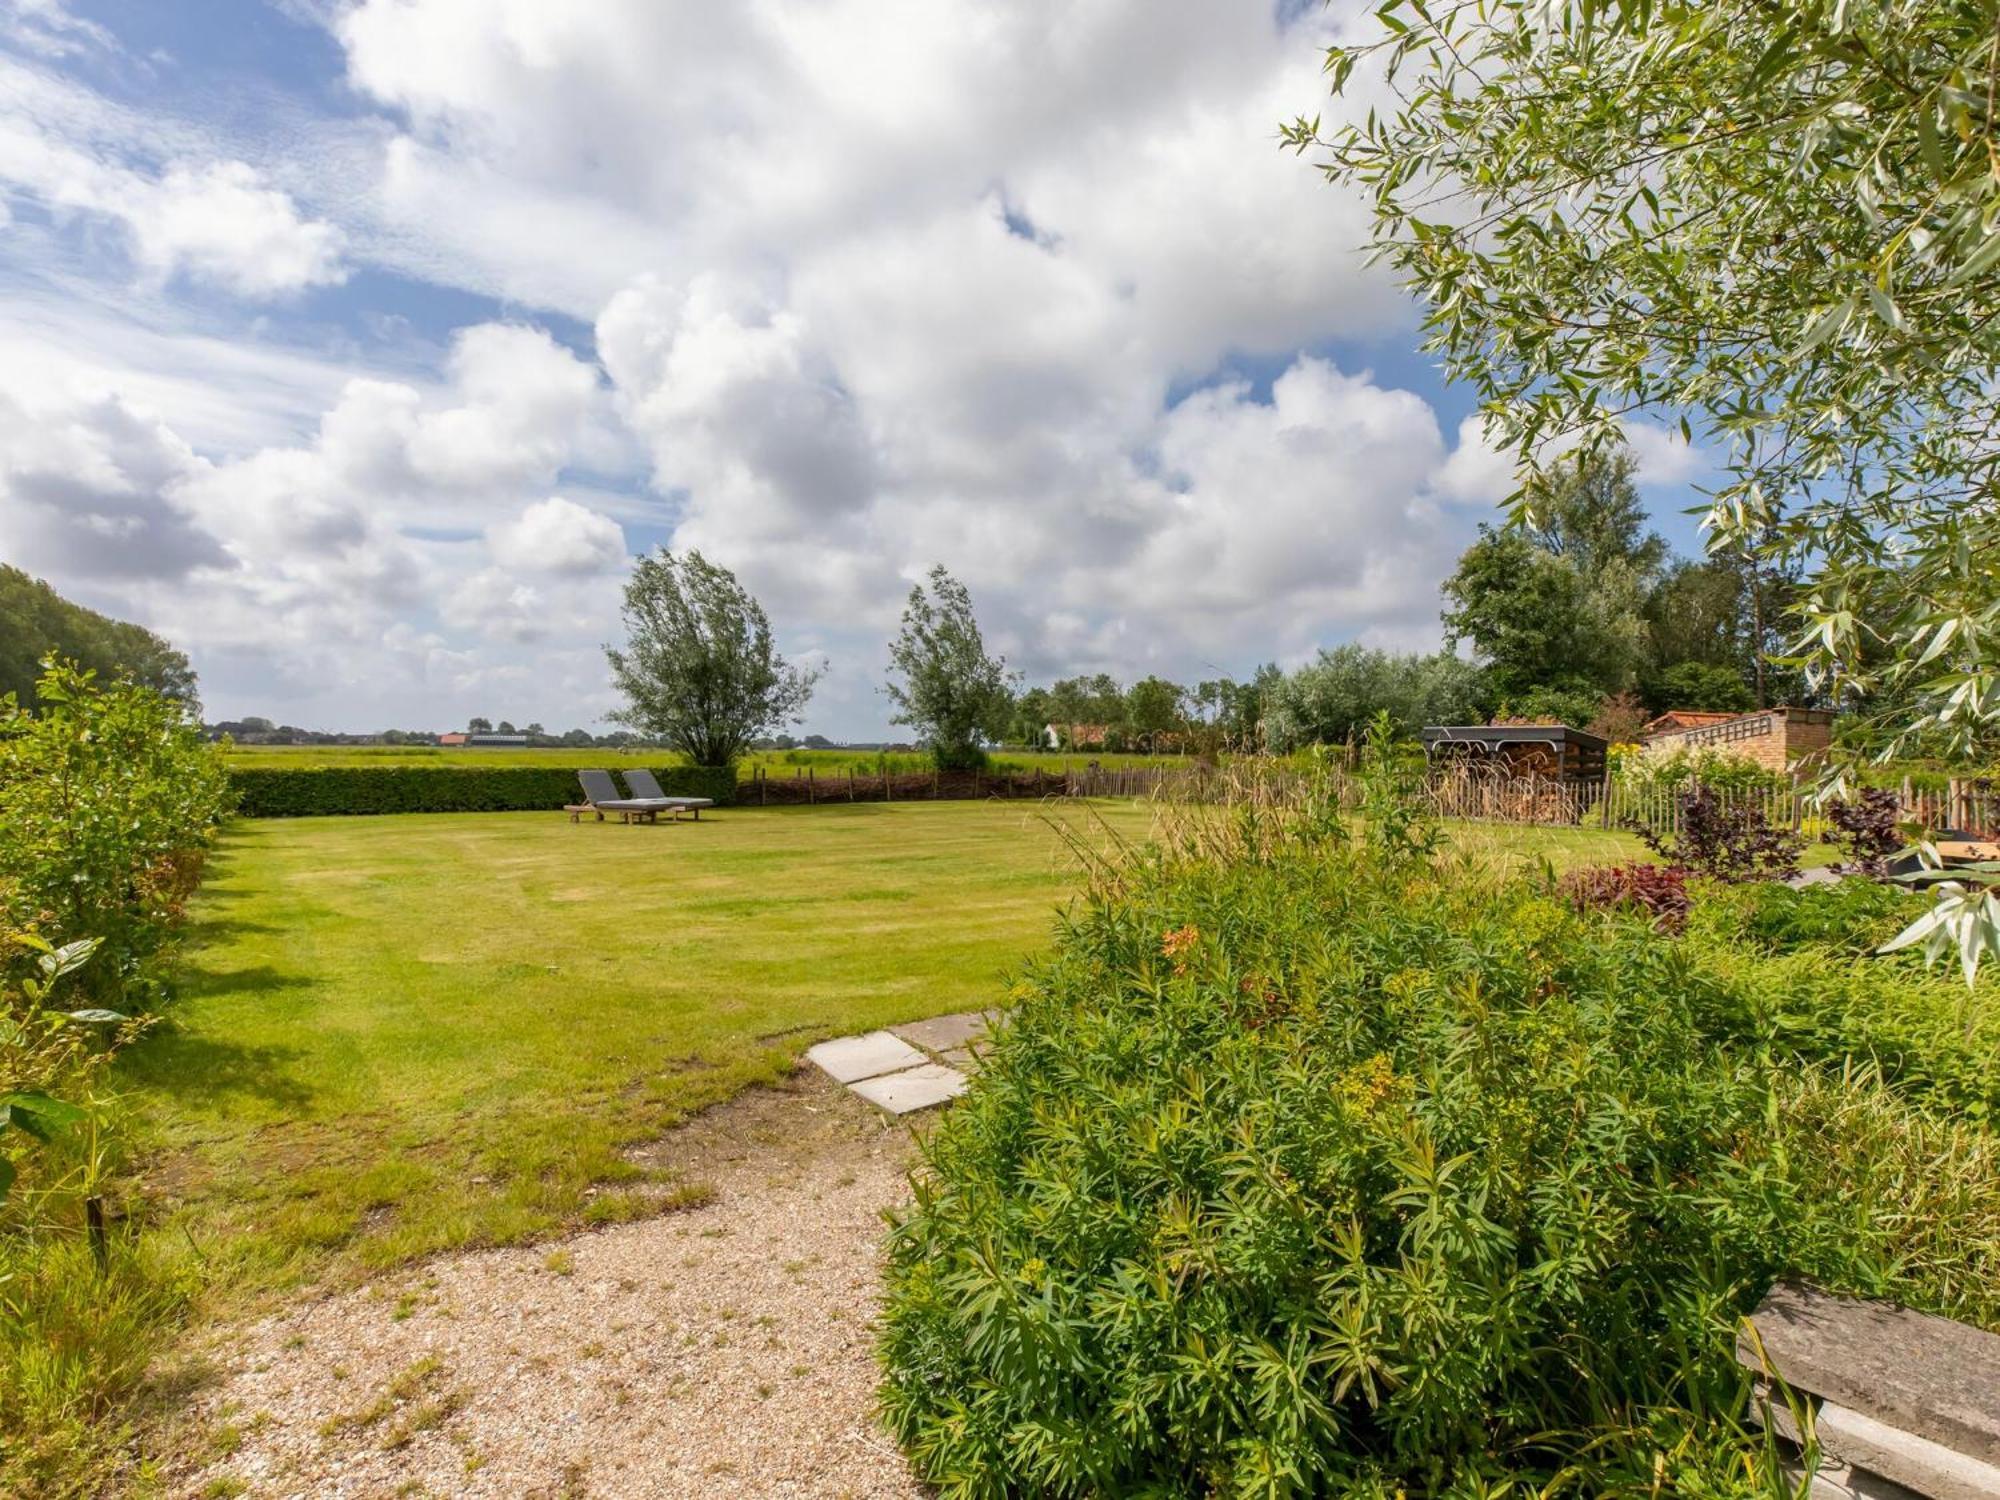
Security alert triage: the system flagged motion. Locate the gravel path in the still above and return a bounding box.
[184,1073,928,1498]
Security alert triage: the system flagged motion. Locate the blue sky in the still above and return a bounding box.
[0,0,1710,736]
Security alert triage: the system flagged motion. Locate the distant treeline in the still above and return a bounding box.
[0,565,197,710]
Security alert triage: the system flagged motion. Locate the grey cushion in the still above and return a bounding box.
[577,769,669,810]
[622,768,710,806]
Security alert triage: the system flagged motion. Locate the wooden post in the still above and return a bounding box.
[808,766,815,804]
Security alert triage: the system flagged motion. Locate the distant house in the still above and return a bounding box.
[1637,709,1738,739]
[437,732,469,746]
[1044,723,1110,751]
[1641,706,1833,772]
[466,733,529,747]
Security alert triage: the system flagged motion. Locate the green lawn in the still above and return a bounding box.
[123,801,1176,1296]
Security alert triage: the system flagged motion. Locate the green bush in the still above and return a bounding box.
[230,764,737,817]
[1693,878,1921,957]
[0,661,232,1004]
[880,834,1998,1496]
[1685,932,2000,1121]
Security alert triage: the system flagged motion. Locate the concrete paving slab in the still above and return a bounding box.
[938,1047,979,1073]
[889,1011,991,1054]
[805,1030,926,1084]
[850,1063,968,1115]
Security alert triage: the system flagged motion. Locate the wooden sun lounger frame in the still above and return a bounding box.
[563,801,706,824]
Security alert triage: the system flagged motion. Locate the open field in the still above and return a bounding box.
[217,743,1188,774]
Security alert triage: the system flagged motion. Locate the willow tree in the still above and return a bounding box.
[606,549,819,767]
[1289,0,2000,978]
[884,566,1016,770]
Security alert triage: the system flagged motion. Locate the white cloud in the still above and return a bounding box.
[0,96,346,295]
[1433,415,1519,507]
[1,0,113,58]
[0,387,228,579]
[2,0,1565,733]
[120,161,346,297]
[488,496,627,576]
[1621,420,1705,489]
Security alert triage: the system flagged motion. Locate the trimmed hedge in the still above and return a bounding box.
[230,764,738,818]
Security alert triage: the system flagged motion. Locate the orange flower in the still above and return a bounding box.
[1161,924,1200,975]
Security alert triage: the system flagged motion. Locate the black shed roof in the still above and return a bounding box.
[1420,724,1608,752]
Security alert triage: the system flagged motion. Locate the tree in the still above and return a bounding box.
[496,720,517,735]
[1264,646,1490,752]
[1010,686,1055,748]
[1441,529,1603,702]
[467,717,493,734]
[1642,662,1756,718]
[0,565,197,711]
[1290,0,1998,759]
[1442,447,1670,703]
[1523,446,1667,589]
[884,566,1016,770]
[1293,0,2000,972]
[1125,677,1185,753]
[606,549,819,768]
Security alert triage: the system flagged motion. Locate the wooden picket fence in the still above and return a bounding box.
[1418,766,1999,837]
[741,762,1228,805]
[739,759,1998,837]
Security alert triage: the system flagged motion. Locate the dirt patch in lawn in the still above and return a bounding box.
[179,1071,928,1498]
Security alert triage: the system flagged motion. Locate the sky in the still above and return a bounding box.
[0,0,1711,738]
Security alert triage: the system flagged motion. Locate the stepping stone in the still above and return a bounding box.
[805,1030,926,1084]
[850,1063,968,1115]
[889,1011,991,1054]
[938,1047,979,1073]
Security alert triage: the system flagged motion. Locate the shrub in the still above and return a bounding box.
[0,934,129,1204]
[1681,893,2000,1117]
[1826,787,1905,875]
[1625,748,1786,795]
[1632,785,1802,882]
[229,764,737,817]
[0,661,232,1004]
[1693,878,1921,957]
[1559,860,1691,932]
[879,834,1996,1494]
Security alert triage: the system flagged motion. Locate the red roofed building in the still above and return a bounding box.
[1641,706,1835,772]
[1638,709,1738,739]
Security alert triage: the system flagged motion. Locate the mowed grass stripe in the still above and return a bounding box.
[118,801,1160,1293]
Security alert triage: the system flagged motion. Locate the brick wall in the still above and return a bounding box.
[1642,708,1834,772]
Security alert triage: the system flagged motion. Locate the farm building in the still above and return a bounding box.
[1420,723,1609,785]
[1640,706,1833,772]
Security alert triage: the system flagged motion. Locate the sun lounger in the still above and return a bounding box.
[621,769,716,820]
[571,768,674,824]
